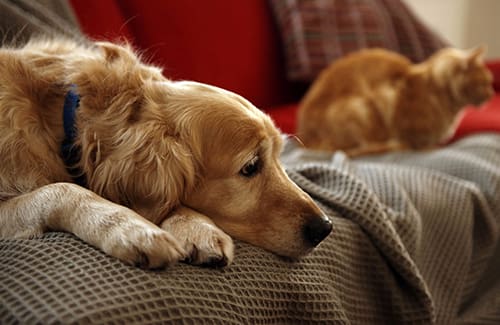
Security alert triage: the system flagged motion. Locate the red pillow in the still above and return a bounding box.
[451,94,500,141]
[70,0,297,109]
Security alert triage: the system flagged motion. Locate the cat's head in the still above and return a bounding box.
[428,46,493,108]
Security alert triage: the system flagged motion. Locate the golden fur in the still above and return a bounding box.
[0,39,332,268]
[298,47,494,156]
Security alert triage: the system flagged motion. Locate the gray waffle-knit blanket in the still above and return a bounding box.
[1,133,499,324]
[0,0,81,45]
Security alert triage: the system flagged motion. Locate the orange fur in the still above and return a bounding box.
[0,38,332,268]
[298,47,494,156]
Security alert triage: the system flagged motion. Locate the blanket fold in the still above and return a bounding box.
[1,133,499,324]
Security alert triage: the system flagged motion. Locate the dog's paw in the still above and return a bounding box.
[161,207,234,268]
[182,223,234,268]
[102,219,186,269]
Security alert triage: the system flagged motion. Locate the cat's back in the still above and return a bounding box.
[323,48,411,95]
[300,48,412,116]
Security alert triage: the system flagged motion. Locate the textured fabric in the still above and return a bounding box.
[1,133,500,324]
[269,0,447,81]
[0,0,81,45]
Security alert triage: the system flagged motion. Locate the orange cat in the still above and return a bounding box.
[297,47,494,156]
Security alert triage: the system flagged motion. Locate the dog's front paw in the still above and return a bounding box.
[183,223,234,268]
[102,217,186,269]
[161,207,234,268]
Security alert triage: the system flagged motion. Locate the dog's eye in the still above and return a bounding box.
[240,156,261,178]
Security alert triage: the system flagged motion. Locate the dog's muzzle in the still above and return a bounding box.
[302,215,333,247]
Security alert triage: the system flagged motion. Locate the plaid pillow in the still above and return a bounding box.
[269,0,448,82]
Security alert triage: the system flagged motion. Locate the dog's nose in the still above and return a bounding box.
[303,215,333,247]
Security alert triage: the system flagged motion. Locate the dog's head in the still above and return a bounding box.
[161,81,333,258]
[77,42,332,259]
[428,46,494,108]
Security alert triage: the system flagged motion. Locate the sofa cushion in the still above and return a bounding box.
[266,103,299,134]
[269,0,447,82]
[70,0,301,109]
[268,93,500,142]
[451,94,500,141]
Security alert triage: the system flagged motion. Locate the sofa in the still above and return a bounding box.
[68,0,500,141]
[1,1,500,324]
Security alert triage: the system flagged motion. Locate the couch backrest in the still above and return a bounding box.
[70,0,299,109]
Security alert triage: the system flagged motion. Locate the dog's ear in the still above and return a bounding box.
[69,42,144,114]
[96,41,135,63]
[83,123,196,223]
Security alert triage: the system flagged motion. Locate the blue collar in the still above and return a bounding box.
[61,86,86,187]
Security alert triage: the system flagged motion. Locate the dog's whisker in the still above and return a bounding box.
[284,134,305,147]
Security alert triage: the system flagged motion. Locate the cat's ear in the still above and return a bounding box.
[467,45,487,63]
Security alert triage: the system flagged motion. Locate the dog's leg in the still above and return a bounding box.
[161,206,234,267]
[0,182,185,268]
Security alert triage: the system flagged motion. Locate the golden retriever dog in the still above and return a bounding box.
[298,47,493,156]
[0,39,332,268]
